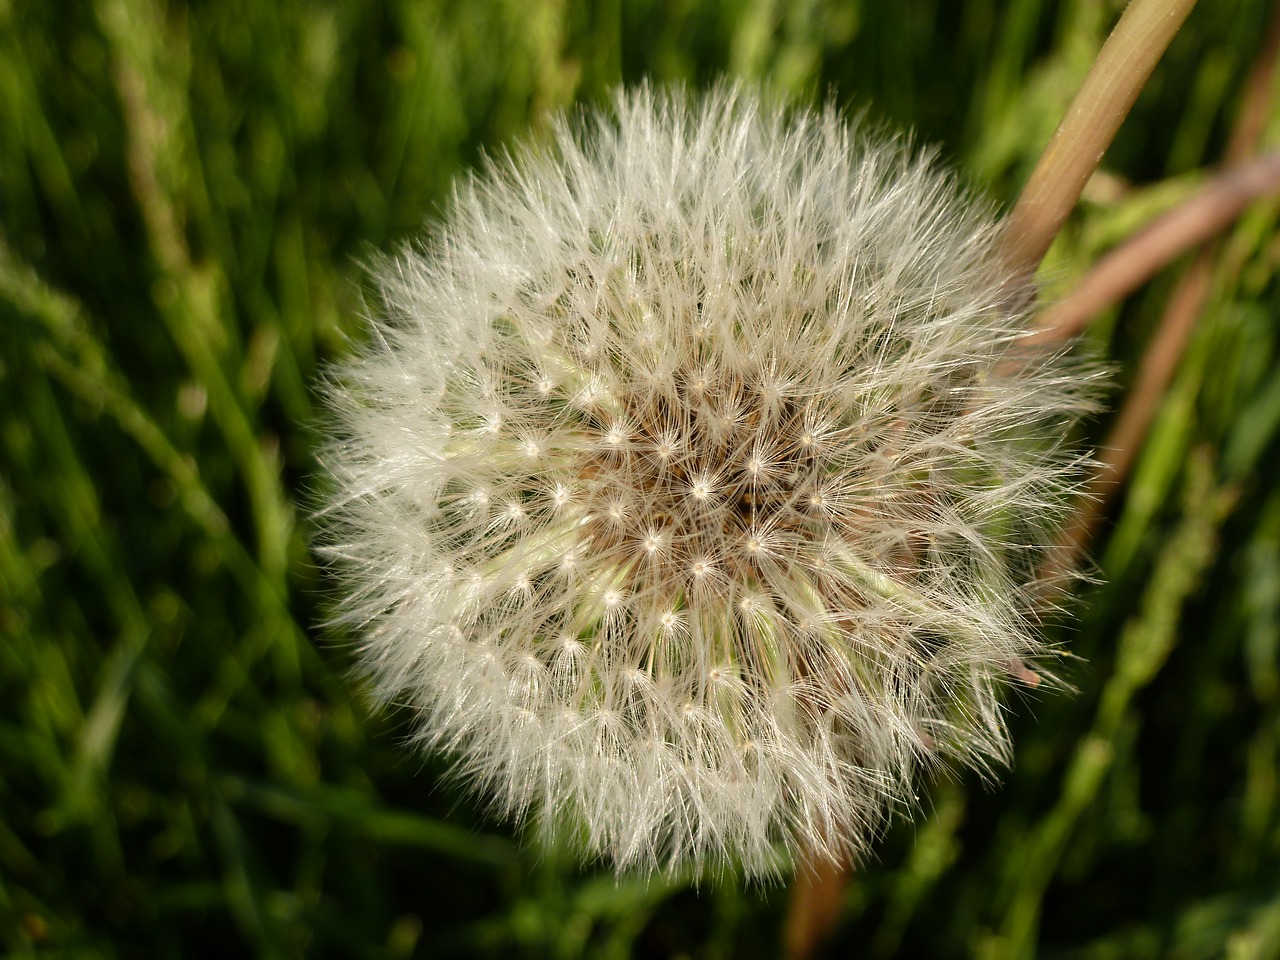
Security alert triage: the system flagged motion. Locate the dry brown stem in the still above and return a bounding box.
[783,857,852,960]
[784,0,1201,950]
[1034,153,1280,343]
[1052,0,1280,567]
[1001,0,1199,277]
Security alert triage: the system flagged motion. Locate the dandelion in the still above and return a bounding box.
[318,85,1098,878]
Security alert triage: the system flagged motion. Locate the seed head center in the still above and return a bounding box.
[578,365,836,594]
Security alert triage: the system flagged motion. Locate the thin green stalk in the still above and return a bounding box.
[993,453,1237,960]
[93,0,300,681]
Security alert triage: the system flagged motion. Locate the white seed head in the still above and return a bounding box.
[318,85,1098,879]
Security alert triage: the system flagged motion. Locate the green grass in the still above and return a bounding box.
[3,0,1280,956]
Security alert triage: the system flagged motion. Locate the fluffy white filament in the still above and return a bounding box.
[318,86,1097,878]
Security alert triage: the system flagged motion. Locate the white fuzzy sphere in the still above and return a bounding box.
[319,86,1096,878]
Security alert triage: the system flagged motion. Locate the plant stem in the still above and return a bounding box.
[1033,153,1280,342]
[1001,0,1199,276]
[785,1,1198,950]
[783,856,850,960]
[1049,0,1280,573]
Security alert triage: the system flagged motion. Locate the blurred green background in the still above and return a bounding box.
[3,0,1280,956]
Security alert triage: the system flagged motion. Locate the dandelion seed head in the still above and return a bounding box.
[319,85,1098,878]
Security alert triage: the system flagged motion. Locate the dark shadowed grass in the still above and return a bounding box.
[2,0,1279,956]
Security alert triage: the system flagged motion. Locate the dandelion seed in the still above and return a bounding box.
[551,483,573,509]
[318,85,1098,878]
[689,473,716,502]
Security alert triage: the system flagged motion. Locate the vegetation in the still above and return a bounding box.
[2,0,1278,956]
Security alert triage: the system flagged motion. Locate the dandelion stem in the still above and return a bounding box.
[783,856,851,960]
[1001,0,1199,276]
